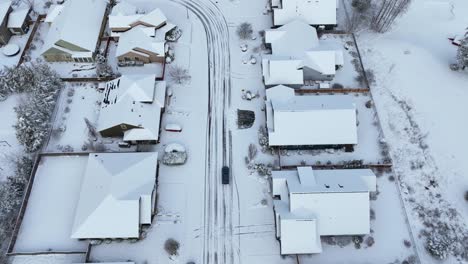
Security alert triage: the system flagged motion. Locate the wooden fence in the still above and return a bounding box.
[16,15,46,67]
[295,88,370,94]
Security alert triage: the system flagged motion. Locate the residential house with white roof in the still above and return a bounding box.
[109,0,176,39]
[262,20,344,86]
[272,166,376,254]
[271,0,338,27]
[41,0,107,62]
[71,152,159,239]
[97,74,167,144]
[116,27,166,64]
[265,85,357,148]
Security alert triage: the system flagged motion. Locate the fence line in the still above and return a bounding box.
[295,88,370,94]
[16,15,46,67]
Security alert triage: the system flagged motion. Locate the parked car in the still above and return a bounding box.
[222,166,230,184]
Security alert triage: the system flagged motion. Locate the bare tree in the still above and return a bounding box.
[236,22,253,40]
[168,65,191,85]
[371,0,411,33]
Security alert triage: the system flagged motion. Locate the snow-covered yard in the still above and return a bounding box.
[13,155,89,253]
[0,30,31,69]
[0,94,22,181]
[11,253,86,264]
[355,0,468,262]
[45,82,101,153]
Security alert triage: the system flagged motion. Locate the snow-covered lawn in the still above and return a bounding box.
[45,83,101,153]
[13,155,88,253]
[0,95,22,181]
[356,0,468,262]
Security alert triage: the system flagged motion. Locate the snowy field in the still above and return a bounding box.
[0,94,23,181]
[89,0,209,263]
[356,0,468,262]
[45,82,101,153]
[13,155,89,253]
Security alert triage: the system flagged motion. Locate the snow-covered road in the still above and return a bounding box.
[170,0,233,263]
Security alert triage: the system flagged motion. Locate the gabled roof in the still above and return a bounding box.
[44,4,63,23]
[266,86,357,146]
[263,21,343,81]
[98,75,166,141]
[262,58,303,86]
[42,0,107,54]
[71,152,158,239]
[111,1,137,16]
[0,1,11,22]
[116,27,165,57]
[273,0,337,26]
[265,20,319,58]
[109,2,167,31]
[7,7,29,28]
[272,167,376,254]
[105,74,157,103]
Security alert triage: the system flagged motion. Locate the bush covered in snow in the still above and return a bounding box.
[236,22,253,40]
[0,155,33,258]
[0,64,63,152]
[168,65,191,85]
[456,33,468,70]
[352,0,372,12]
[164,238,180,256]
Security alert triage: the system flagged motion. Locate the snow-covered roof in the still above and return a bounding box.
[71,152,158,239]
[265,20,319,58]
[42,0,107,54]
[105,74,157,103]
[263,21,343,81]
[272,167,376,254]
[279,216,322,254]
[273,0,337,26]
[262,58,303,86]
[266,86,357,146]
[301,50,337,75]
[116,27,165,57]
[109,2,167,31]
[98,75,166,141]
[44,4,63,23]
[111,1,137,16]
[7,7,29,28]
[0,1,11,22]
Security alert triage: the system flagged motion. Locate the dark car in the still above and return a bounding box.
[222,166,230,184]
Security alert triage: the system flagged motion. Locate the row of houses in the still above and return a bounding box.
[0,1,31,45]
[261,2,377,256]
[41,0,175,64]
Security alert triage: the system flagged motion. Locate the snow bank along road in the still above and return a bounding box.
[171,0,233,263]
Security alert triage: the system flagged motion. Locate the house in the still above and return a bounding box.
[41,0,107,62]
[7,7,30,35]
[262,20,343,86]
[71,152,159,239]
[271,0,338,28]
[265,85,357,148]
[109,1,173,39]
[97,74,167,144]
[116,27,166,64]
[0,1,13,45]
[272,167,376,254]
